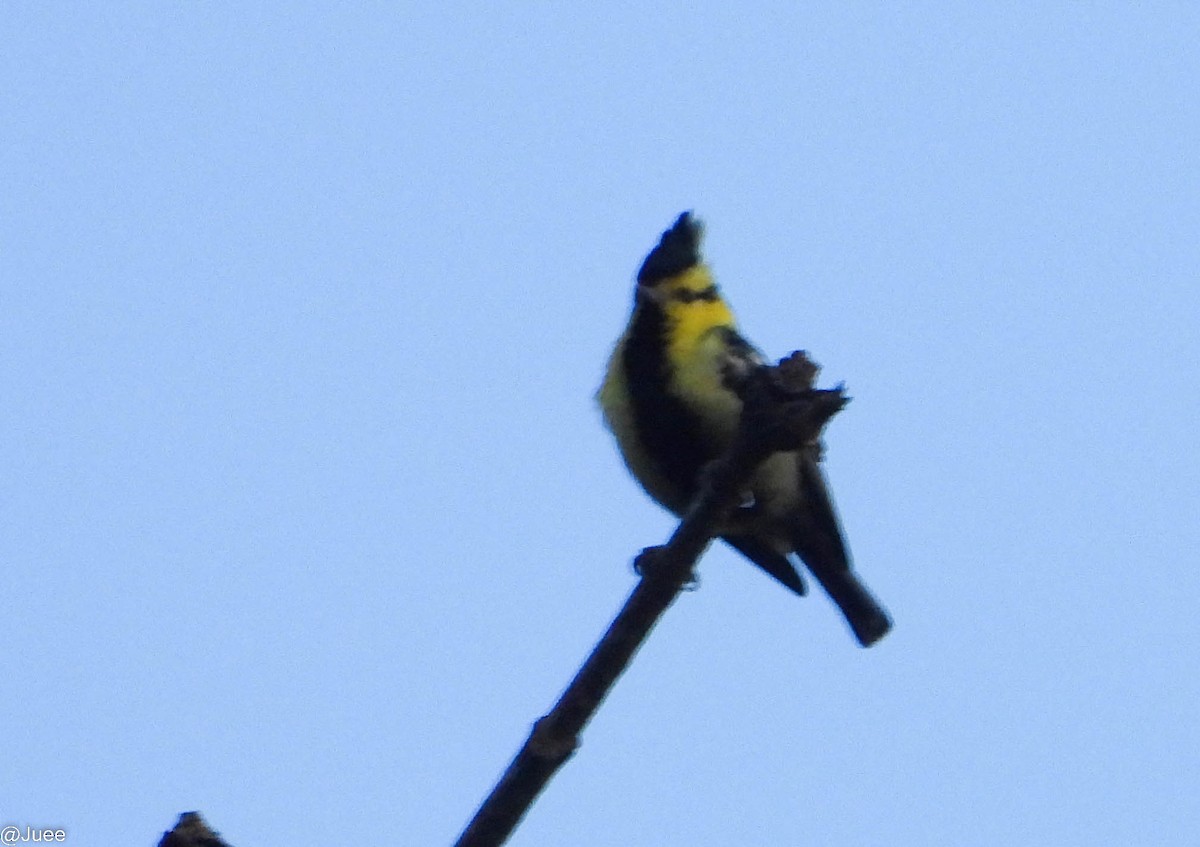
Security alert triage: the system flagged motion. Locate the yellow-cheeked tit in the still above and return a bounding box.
[598,212,891,647]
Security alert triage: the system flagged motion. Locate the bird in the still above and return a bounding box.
[597,211,891,647]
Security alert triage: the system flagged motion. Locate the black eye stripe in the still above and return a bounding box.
[673,285,719,303]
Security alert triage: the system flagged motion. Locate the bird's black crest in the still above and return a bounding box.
[636,211,703,286]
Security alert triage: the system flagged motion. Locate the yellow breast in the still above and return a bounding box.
[659,268,743,440]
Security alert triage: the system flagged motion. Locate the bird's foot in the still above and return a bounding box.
[632,546,700,591]
[631,545,663,578]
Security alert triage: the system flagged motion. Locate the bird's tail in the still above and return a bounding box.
[802,561,891,647]
[791,452,892,647]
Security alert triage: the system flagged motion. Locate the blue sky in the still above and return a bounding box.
[4,4,1198,845]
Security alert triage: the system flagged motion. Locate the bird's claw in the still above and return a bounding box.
[632,546,700,590]
[631,546,664,577]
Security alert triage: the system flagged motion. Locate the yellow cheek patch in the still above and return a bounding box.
[655,266,743,438]
[660,267,737,366]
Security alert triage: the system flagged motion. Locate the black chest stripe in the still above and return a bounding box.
[622,305,714,500]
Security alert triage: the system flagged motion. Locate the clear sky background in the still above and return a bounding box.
[4,4,1198,846]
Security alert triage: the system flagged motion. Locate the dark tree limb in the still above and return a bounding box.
[453,352,848,847]
[157,812,232,847]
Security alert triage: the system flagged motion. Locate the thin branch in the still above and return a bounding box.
[157,812,233,847]
[453,352,847,847]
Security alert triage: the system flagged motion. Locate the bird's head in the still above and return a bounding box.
[637,211,704,288]
[633,212,723,311]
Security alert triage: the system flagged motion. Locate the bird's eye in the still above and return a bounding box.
[673,285,719,304]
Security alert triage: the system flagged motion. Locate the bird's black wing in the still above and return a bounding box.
[714,326,767,390]
[721,534,807,596]
[791,448,892,646]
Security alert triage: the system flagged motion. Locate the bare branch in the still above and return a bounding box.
[453,352,847,847]
[157,812,233,847]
